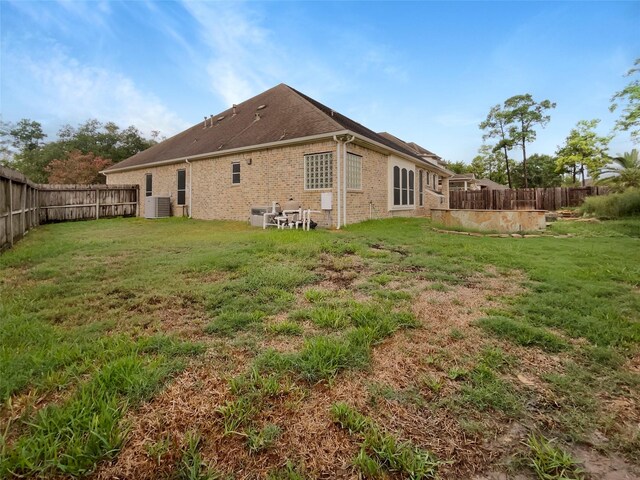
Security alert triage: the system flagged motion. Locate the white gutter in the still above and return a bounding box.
[350,135,452,177]
[102,130,350,175]
[185,159,192,218]
[333,135,342,229]
[342,135,355,227]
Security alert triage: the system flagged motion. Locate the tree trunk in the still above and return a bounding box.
[522,137,528,188]
[580,164,586,186]
[503,146,512,188]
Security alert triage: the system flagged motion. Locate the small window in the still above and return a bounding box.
[304,152,333,189]
[426,171,431,187]
[145,173,152,197]
[346,152,362,190]
[231,162,240,184]
[418,170,424,207]
[177,169,186,205]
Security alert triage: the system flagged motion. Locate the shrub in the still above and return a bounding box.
[580,189,640,218]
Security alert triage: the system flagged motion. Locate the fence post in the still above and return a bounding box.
[8,179,13,247]
[95,188,100,220]
[21,183,26,235]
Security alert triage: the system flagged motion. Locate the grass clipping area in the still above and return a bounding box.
[0,216,639,479]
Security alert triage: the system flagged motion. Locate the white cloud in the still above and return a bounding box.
[3,43,188,137]
[181,1,274,105]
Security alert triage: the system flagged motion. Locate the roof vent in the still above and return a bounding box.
[217,115,225,121]
[330,110,334,117]
[209,115,214,127]
[254,112,261,121]
[257,104,267,110]
[232,104,237,115]
[203,116,207,128]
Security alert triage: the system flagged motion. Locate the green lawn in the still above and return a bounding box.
[1,217,638,479]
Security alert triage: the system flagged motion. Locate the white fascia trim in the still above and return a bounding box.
[101,130,350,174]
[346,132,452,177]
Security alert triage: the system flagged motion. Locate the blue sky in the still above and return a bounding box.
[1,1,638,163]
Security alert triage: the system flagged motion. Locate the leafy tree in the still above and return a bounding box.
[610,58,640,143]
[8,119,47,152]
[555,119,612,186]
[510,154,562,188]
[444,160,471,174]
[1,118,158,182]
[0,120,13,164]
[0,119,50,182]
[503,94,556,188]
[56,119,156,163]
[599,149,640,191]
[46,150,113,184]
[479,105,515,188]
[470,144,508,184]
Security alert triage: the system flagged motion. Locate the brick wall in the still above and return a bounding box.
[106,138,449,227]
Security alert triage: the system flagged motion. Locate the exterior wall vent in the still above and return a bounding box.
[145,195,171,219]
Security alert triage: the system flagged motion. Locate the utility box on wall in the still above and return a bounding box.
[321,192,332,210]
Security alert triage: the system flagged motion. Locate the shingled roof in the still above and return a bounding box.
[106,84,447,173]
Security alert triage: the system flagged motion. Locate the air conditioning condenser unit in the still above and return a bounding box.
[145,196,171,219]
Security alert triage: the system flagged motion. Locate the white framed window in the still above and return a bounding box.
[346,152,362,190]
[393,165,414,207]
[232,162,240,184]
[304,152,333,190]
[426,171,431,187]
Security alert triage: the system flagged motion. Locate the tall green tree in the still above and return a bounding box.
[8,119,47,152]
[510,154,562,188]
[610,58,640,143]
[503,94,556,188]
[0,118,158,183]
[479,104,515,188]
[444,160,471,174]
[0,119,50,182]
[470,144,507,184]
[599,149,640,191]
[555,119,612,186]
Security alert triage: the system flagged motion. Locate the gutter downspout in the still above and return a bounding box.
[342,135,355,227]
[333,135,342,229]
[185,159,192,218]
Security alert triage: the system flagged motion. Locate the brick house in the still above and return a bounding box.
[103,84,451,228]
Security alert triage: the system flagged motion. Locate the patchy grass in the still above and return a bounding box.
[331,402,440,479]
[525,433,585,480]
[1,216,639,478]
[477,316,568,352]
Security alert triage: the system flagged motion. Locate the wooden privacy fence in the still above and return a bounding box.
[1,165,138,252]
[449,186,610,211]
[0,166,39,251]
[39,184,138,223]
